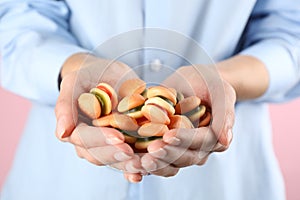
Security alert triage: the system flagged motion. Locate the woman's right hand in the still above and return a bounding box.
[54,53,144,182]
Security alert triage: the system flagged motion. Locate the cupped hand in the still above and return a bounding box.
[139,65,236,177]
[54,53,144,180]
[164,65,236,146]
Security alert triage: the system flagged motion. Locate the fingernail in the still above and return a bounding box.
[227,129,233,143]
[114,152,132,162]
[213,142,224,151]
[149,148,167,159]
[128,175,142,183]
[125,162,141,173]
[106,136,123,145]
[57,117,66,138]
[198,151,208,160]
[142,159,157,172]
[164,137,181,146]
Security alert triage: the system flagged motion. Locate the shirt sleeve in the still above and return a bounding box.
[239,0,300,103]
[0,0,89,106]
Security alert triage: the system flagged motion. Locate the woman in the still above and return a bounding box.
[1,0,300,199]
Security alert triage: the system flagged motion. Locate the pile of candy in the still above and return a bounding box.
[78,79,211,152]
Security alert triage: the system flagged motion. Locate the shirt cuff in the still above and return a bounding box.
[239,40,298,102]
[31,41,89,105]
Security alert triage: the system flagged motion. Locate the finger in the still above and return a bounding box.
[75,144,141,171]
[212,138,232,152]
[75,145,85,159]
[75,145,146,174]
[55,62,137,140]
[165,66,236,147]
[210,81,236,146]
[68,124,125,148]
[163,127,218,151]
[147,140,210,168]
[87,143,134,165]
[212,142,227,152]
[55,67,99,140]
[74,146,103,166]
[124,172,143,183]
[110,154,145,174]
[54,75,78,140]
[141,154,179,177]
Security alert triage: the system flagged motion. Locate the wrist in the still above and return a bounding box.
[216,55,269,101]
[216,63,239,100]
[60,53,98,78]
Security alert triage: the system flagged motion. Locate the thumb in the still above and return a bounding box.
[211,81,236,146]
[55,75,78,140]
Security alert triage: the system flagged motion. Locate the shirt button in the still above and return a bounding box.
[150,59,162,72]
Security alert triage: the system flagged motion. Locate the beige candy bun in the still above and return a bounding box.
[118,79,146,99]
[169,115,194,129]
[198,112,212,127]
[90,88,112,115]
[168,87,177,96]
[78,93,101,119]
[144,97,175,115]
[168,87,185,103]
[138,122,169,137]
[147,86,177,105]
[118,94,145,119]
[96,83,118,110]
[117,94,145,112]
[188,105,206,122]
[126,110,144,119]
[110,113,139,131]
[141,104,170,125]
[92,114,112,127]
[175,96,201,114]
[92,113,139,131]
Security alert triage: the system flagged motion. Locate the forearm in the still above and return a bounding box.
[217,55,269,101]
[231,0,300,102]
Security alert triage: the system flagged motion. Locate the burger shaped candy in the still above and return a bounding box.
[77,79,212,153]
[78,83,118,119]
[117,81,149,124]
[92,113,139,144]
[117,82,173,151]
[141,86,177,125]
[168,115,194,129]
[77,93,102,119]
[198,110,212,127]
[117,93,145,119]
[135,122,168,150]
[175,96,208,127]
[118,78,146,99]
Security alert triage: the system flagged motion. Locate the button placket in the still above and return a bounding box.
[150,59,162,72]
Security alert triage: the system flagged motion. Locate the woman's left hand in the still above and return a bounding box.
[138,65,236,177]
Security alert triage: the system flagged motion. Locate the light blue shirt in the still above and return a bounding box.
[1,0,300,199]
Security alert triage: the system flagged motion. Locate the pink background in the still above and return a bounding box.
[0,87,300,199]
